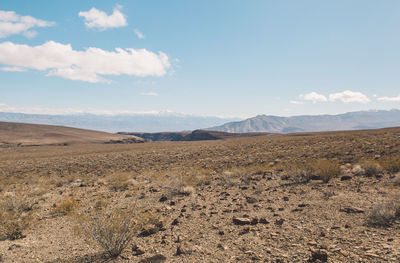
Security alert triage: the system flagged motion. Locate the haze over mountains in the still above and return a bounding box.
[208,109,400,133]
[0,112,239,133]
[0,109,399,134]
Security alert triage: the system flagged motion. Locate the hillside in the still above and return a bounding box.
[0,127,399,262]
[119,130,270,141]
[208,109,400,133]
[0,122,143,147]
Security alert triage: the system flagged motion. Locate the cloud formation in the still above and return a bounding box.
[0,66,26,72]
[0,10,55,38]
[289,100,304,105]
[134,28,145,39]
[0,41,171,83]
[79,6,127,30]
[299,92,327,103]
[377,95,400,102]
[328,90,370,103]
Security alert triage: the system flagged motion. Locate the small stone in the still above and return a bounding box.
[340,206,364,214]
[310,248,328,262]
[340,175,352,181]
[159,195,168,202]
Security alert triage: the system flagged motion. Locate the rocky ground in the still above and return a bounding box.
[0,128,399,262]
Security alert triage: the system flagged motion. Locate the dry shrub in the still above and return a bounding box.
[108,173,132,192]
[359,159,382,177]
[314,159,341,183]
[379,156,400,174]
[75,204,141,258]
[0,195,35,240]
[367,196,400,227]
[164,174,197,198]
[217,171,239,187]
[284,162,315,184]
[51,197,77,216]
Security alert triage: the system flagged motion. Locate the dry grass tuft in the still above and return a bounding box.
[0,195,35,240]
[51,197,77,216]
[75,204,141,258]
[314,159,341,183]
[359,159,382,177]
[366,196,400,227]
[379,156,400,174]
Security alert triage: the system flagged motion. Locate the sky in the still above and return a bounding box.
[0,0,399,118]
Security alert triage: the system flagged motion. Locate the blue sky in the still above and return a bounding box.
[0,0,399,118]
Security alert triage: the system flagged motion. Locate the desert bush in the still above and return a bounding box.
[366,198,400,227]
[0,195,34,240]
[217,171,238,187]
[379,156,400,173]
[164,174,197,198]
[108,173,132,192]
[359,159,382,177]
[284,162,315,184]
[51,197,77,216]
[313,159,341,183]
[76,205,141,258]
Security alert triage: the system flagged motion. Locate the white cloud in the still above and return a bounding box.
[299,92,327,103]
[79,6,127,30]
[0,10,55,38]
[289,100,304,105]
[0,41,171,83]
[0,66,26,72]
[377,95,400,102]
[134,29,145,39]
[141,92,158,96]
[329,90,370,103]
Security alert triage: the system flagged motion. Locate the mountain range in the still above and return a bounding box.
[0,109,399,134]
[208,109,400,133]
[0,112,238,133]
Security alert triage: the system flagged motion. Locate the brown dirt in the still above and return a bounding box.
[0,127,399,262]
[0,122,143,147]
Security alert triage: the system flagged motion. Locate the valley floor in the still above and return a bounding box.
[0,128,399,262]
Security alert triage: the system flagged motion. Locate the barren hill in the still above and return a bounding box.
[0,122,143,147]
[208,109,400,133]
[119,130,270,141]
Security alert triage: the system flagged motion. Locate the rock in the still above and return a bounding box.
[246,196,257,204]
[340,175,352,181]
[275,218,285,226]
[339,206,364,214]
[233,217,252,225]
[159,195,168,202]
[175,243,194,256]
[309,248,328,262]
[351,165,365,176]
[132,244,145,256]
[171,218,180,226]
[258,217,269,224]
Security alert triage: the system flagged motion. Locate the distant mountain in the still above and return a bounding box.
[0,112,239,133]
[208,109,400,133]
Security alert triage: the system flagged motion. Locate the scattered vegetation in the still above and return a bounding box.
[0,195,35,240]
[51,197,77,216]
[359,159,382,177]
[366,196,400,227]
[379,156,400,173]
[313,159,341,183]
[75,204,141,258]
